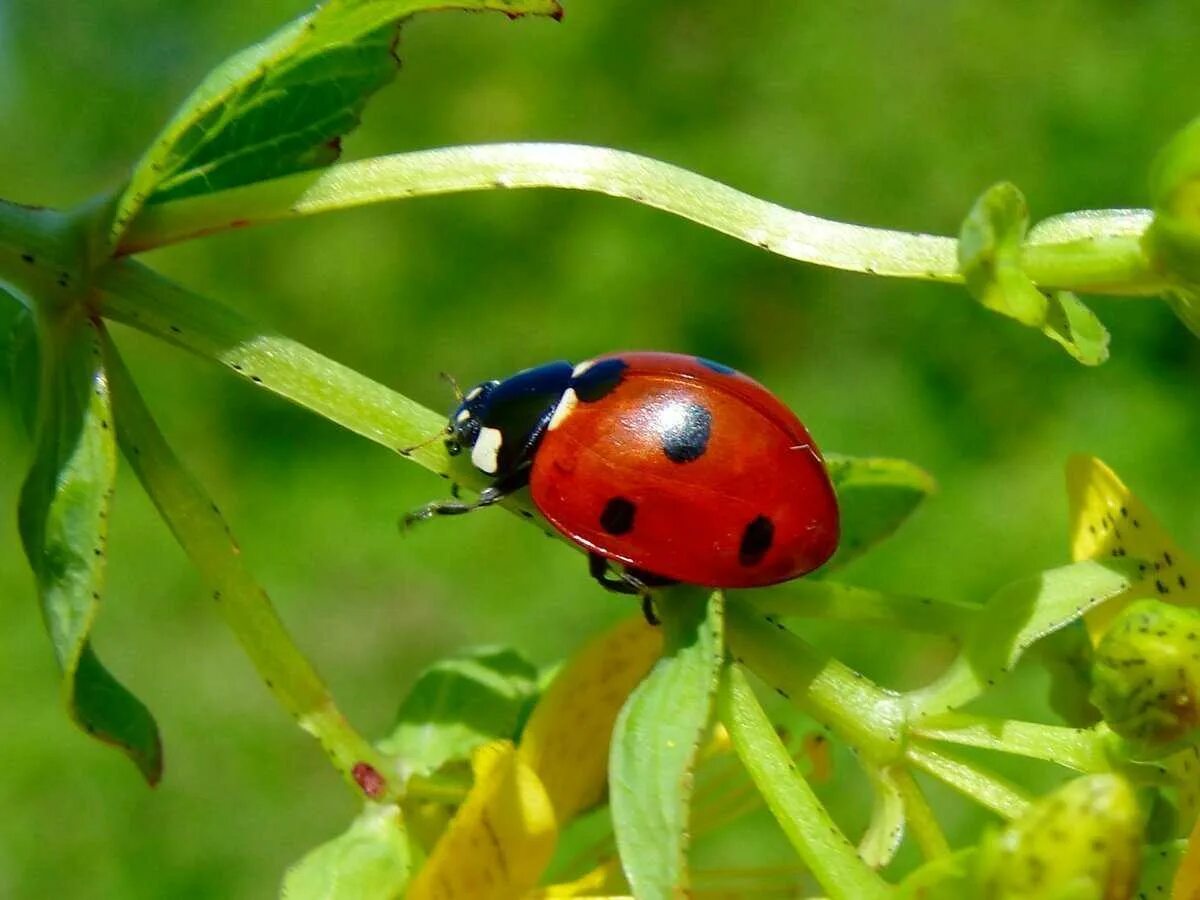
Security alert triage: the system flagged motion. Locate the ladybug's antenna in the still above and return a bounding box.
[439,371,464,403]
[398,427,450,457]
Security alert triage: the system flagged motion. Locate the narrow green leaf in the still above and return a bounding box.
[905,559,1137,718]
[17,314,161,783]
[377,647,539,777]
[101,330,394,802]
[282,804,412,900]
[1146,114,1200,287]
[1040,291,1110,365]
[610,588,724,900]
[718,665,891,900]
[111,0,562,245]
[904,743,1030,820]
[822,452,935,571]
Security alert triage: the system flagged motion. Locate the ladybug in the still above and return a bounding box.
[407,352,839,603]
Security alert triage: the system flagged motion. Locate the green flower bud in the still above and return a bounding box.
[977,774,1141,900]
[1090,598,1200,750]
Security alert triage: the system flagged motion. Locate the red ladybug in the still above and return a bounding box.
[407,352,839,598]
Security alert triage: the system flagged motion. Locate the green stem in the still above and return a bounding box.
[743,580,975,639]
[92,259,480,486]
[725,598,904,764]
[117,144,960,279]
[891,766,950,860]
[1020,235,1166,296]
[100,327,400,804]
[909,712,1111,774]
[115,144,1166,296]
[904,741,1030,821]
[719,665,892,900]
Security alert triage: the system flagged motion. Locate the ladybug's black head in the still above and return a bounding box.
[444,361,574,479]
[445,380,501,458]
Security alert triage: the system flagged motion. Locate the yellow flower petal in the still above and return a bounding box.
[527,859,628,898]
[1066,454,1200,639]
[518,614,663,823]
[408,741,557,900]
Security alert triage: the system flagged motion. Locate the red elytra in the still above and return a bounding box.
[528,352,839,588]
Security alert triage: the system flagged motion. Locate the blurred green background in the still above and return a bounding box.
[2,1,1199,896]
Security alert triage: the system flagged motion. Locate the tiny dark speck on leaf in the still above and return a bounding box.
[250,375,263,384]
[169,325,181,334]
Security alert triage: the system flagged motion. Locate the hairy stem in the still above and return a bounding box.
[909,712,1111,774]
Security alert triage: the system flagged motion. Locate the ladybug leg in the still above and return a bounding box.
[402,471,527,529]
[587,554,662,626]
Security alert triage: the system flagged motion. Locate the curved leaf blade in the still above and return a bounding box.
[282,804,413,900]
[610,589,724,900]
[111,0,563,245]
[17,315,161,782]
[378,646,540,778]
[823,452,935,570]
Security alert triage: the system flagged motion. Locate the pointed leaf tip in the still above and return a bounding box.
[18,319,161,783]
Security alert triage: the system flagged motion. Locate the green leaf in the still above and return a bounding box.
[905,559,1137,718]
[377,646,539,777]
[1146,114,1200,285]
[718,665,891,900]
[959,182,1113,363]
[0,302,39,433]
[110,0,563,245]
[610,588,724,900]
[822,452,936,570]
[17,315,161,783]
[959,182,1048,327]
[1040,291,1110,365]
[282,804,413,900]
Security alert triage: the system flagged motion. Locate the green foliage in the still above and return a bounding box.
[282,805,413,900]
[378,646,540,777]
[609,589,723,900]
[16,313,160,782]
[1,1,1199,897]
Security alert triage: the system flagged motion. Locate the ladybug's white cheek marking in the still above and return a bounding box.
[455,409,471,423]
[547,388,579,432]
[471,427,503,474]
[464,385,484,401]
[572,359,595,378]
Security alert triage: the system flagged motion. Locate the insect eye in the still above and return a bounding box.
[445,439,462,456]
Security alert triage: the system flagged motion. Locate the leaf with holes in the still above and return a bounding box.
[609,588,723,900]
[822,453,935,571]
[378,646,540,778]
[111,0,563,245]
[17,315,161,782]
[282,803,413,900]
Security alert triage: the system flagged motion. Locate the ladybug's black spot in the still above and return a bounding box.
[739,515,774,566]
[661,401,712,463]
[573,358,628,402]
[696,356,735,375]
[599,496,637,535]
